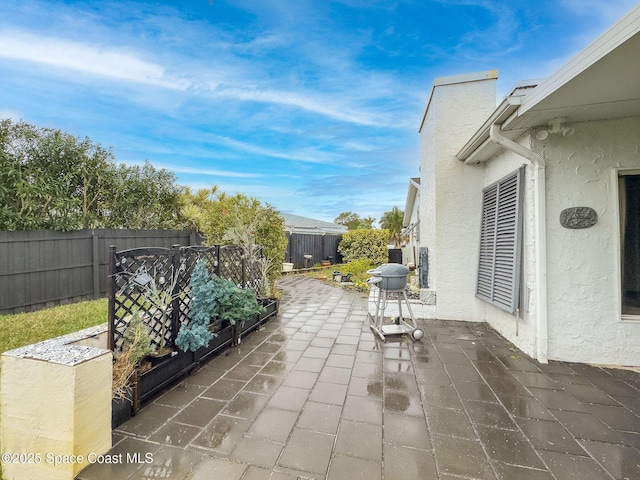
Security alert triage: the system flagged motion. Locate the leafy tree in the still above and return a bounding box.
[379,206,405,247]
[0,119,184,231]
[358,216,376,229]
[196,188,288,283]
[338,228,390,265]
[0,119,115,230]
[334,211,361,230]
[104,161,183,229]
[334,211,376,230]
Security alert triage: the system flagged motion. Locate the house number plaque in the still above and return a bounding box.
[560,207,597,229]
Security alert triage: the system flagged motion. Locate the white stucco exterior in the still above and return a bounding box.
[543,118,640,364]
[475,118,640,365]
[418,71,497,321]
[416,7,640,366]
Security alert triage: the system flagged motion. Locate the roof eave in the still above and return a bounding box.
[456,96,522,163]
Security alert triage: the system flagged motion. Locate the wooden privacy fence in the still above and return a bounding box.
[0,229,202,315]
[109,244,264,352]
[285,232,343,269]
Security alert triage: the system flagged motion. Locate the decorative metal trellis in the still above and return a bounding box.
[108,244,264,352]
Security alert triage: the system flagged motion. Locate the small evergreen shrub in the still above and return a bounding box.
[176,260,265,352]
[175,261,215,352]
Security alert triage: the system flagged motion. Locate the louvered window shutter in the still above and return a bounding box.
[476,166,524,313]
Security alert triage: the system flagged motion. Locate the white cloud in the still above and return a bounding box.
[161,165,264,178]
[0,30,187,90]
[205,133,341,164]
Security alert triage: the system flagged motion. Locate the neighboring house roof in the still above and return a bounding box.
[281,213,348,235]
[458,4,640,164]
[403,177,420,227]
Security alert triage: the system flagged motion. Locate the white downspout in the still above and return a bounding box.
[489,124,548,363]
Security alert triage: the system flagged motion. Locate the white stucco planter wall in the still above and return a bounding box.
[1,325,112,480]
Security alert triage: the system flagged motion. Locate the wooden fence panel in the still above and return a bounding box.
[286,233,343,269]
[0,229,201,314]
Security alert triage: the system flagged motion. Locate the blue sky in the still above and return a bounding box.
[0,1,637,223]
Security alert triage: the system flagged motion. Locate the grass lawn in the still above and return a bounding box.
[300,262,374,292]
[0,299,108,355]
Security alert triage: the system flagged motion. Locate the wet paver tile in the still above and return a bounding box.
[148,421,202,447]
[247,407,299,443]
[431,433,496,479]
[222,391,270,420]
[184,456,246,480]
[244,373,284,395]
[116,403,179,437]
[327,454,381,480]
[201,378,245,401]
[382,444,437,480]
[76,437,161,479]
[335,419,382,461]
[579,439,640,479]
[383,412,431,450]
[230,436,283,468]
[426,406,476,439]
[475,424,546,468]
[318,365,352,385]
[191,415,252,454]
[342,395,383,424]
[172,397,225,427]
[309,381,348,405]
[267,385,309,411]
[348,375,383,398]
[515,417,587,455]
[278,428,334,474]
[464,399,519,430]
[537,450,611,480]
[75,277,640,480]
[131,445,204,479]
[296,401,342,434]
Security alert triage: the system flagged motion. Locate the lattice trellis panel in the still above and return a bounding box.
[177,246,219,329]
[109,244,266,353]
[110,247,180,352]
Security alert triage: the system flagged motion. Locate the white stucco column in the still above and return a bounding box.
[1,333,112,480]
[418,71,498,321]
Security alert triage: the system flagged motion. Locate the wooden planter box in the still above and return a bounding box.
[115,298,279,421]
[193,323,234,365]
[136,350,194,407]
[238,298,279,338]
[112,396,133,429]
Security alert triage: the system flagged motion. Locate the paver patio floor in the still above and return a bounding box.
[77,275,640,479]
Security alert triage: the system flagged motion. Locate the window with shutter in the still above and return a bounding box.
[476,166,524,314]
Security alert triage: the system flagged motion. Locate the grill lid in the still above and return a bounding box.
[367,263,409,278]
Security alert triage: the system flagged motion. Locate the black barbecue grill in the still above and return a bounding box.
[367,264,424,341]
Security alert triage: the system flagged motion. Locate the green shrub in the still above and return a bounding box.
[175,260,215,352]
[338,228,390,265]
[341,258,375,276]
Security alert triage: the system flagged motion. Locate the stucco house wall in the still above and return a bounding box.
[418,72,497,321]
[480,143,539,359]
[416,6,640,366]
[541,117,640,365]
[478,117,640,365]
